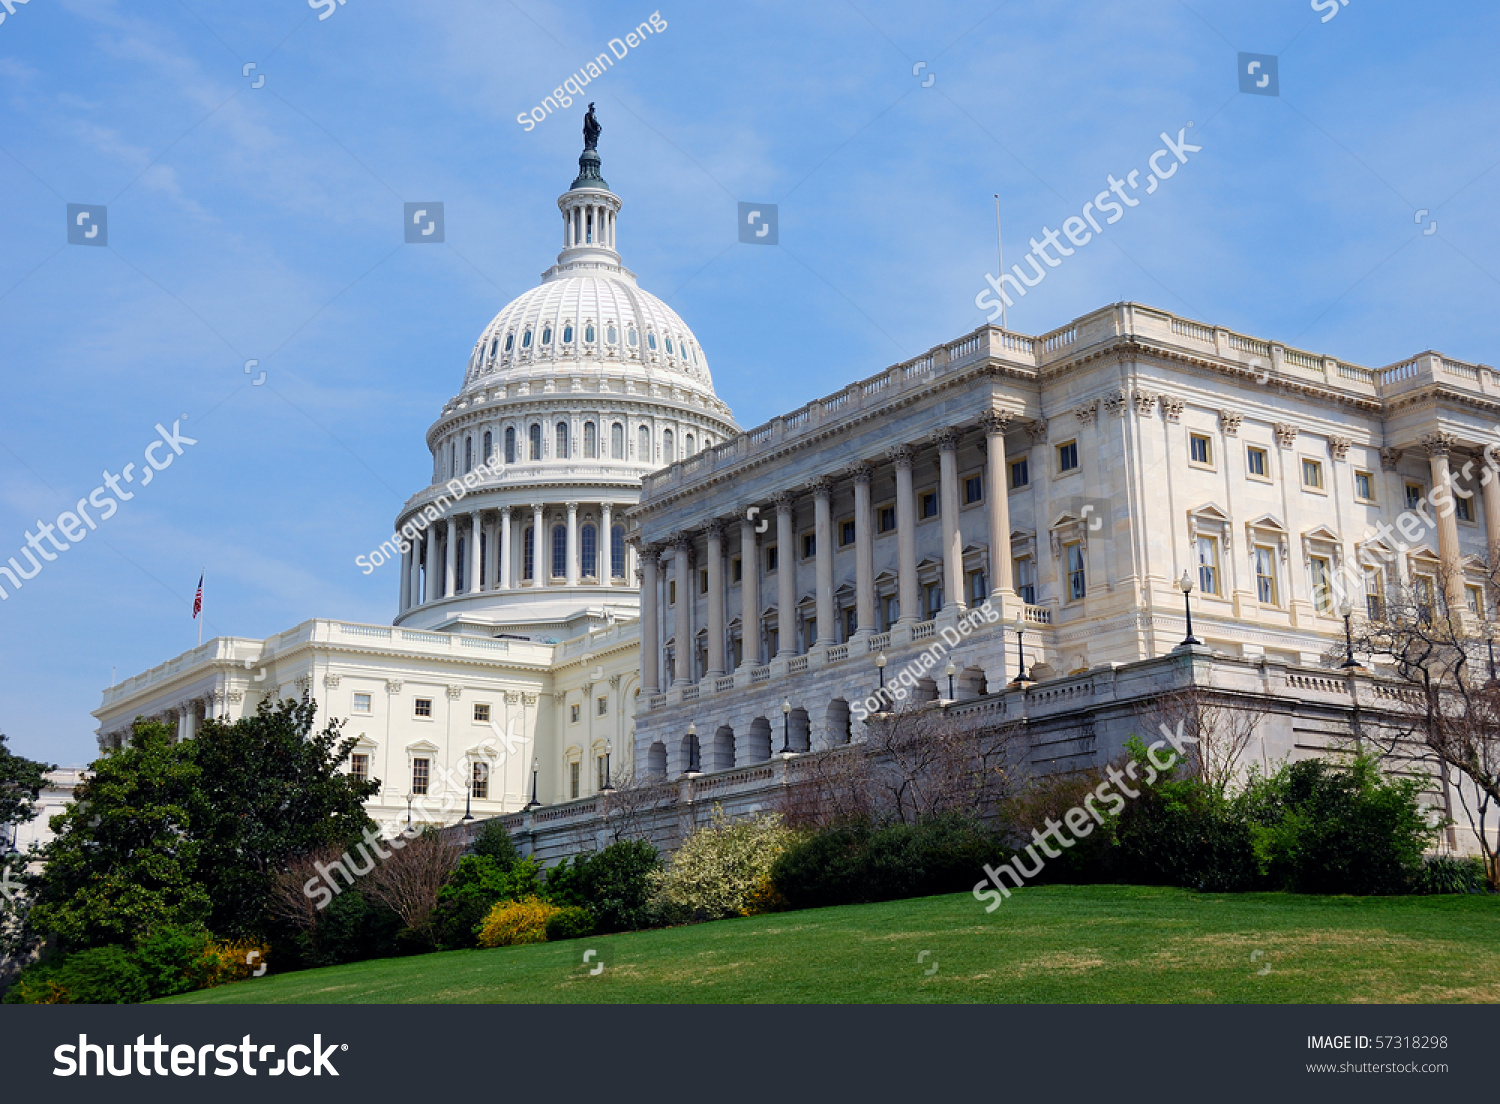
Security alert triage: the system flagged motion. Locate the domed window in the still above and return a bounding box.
[528,423,542,461]
[647,332,657,351]
[522,330,532,349]
[581,524,598,578]
[583,421,597,459]
[665,337,674,355]
[610,422,624,459]
[627,328,638,347]
[483,430,493,463]
[563,324,573,344]
[551,524,567,579]
[556,421,569,457]
[637,425,650,460]
[464,436,473,472]
[504,427,516,464]
[542,326,553,345]
[607,325,618,344]
[585,323,595,343]
[611,525,625,578]
[663,428,674,460]
[522,527,534,581]
[504,333,515,353]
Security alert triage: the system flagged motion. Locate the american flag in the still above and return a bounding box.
[192,573,203,619]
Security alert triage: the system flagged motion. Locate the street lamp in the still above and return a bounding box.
[944,658,958,700]
[876,651,887,691]
[1009,615,1031,687]
[1178,570,1201,647]
[1338,600,1361,669]
[523,756,540,811]
[683,721,701,776]
[780,698,793,755]
[405,793,414,829]
[601,739,615,791]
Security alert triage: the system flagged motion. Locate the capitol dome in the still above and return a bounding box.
[393,120,738,638]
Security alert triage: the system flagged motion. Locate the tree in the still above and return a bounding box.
[189,696,381,939]
[362,829,462,947]
[1136,682,1270,799]
[25,720,208,951]
[0,730,53,842]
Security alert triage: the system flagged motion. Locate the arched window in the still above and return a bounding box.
[611,524,625,578]
[607,325,618,344]
[562,324,573,344]
[482,430,492,462]
[610,422,624,459]
[449,443,456,478]
[504,426,516,463]
[541,325,553,345]
[585,323,595,343]
[464,436,473,472]
[666,336,674,355]
[555,421,569,458]
[523,528,534,580]
[663,429,674,461]
[583,421,597,458]
[551,524,567,579]
[685,433,695,456]
[522,329,532,349]
[529,424,541,461]
[504,333,515,353]
[637,425,650,460]
[689,344,697,364]
[581,523,597,578]
[647,332,657,351]
[627,328,638,347]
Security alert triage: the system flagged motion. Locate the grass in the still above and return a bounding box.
[159,885,1500,1004]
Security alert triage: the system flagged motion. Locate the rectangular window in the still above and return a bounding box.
[669,580,676,604]
[878,506,897,532]
[1246,446,1269,480]
[414,697,432,718]
[766,626,778,657]
[840,519,856,546]
[920,491,939,519]
[1354,471,1375,502]
[471,762,489,800]
[570,703,580,723]
[731,556,742,583]
[967,568,988,606]
[1416,575,1436,623]
[732,636,743,667]
[964,474,983,504]
[473,703,490,723]
[1310,556,1333,613]
[843,606,858,640]
[1057,440,1079,473]
[765,545,778,572]
[352,692,372,714]
[803,618,816,649]
[1065,542,1086,601]
[350,753,369,783]
[569,761,580,800]
[597,695,608,717]
[1197,535,1220,596]
[1254,546,1278,606]
[1302,458,1324,490]
[1406,483,1424,510]
[1467,584,1484,616]
[597,756,608,791]
[1456,495,1474,522]
[1014,556,1037,605]
[802,532,816,559]
[881,595,899,631]
[1364,566,1383,620]
[411,758,429,795]
[1010,458,1030,489]
[1189,434,1212,466]
[924,583,942,620]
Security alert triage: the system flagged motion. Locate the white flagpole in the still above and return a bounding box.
[197,572,203,647]
[993,194,1006,332]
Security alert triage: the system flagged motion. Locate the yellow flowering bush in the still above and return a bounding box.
[648,810,801,925]
[200,939,271,986]
[477,896,560,948]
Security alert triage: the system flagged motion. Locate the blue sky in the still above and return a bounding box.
[1,0,1495,766]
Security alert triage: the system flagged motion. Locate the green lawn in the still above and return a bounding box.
[160,885,1500,1004]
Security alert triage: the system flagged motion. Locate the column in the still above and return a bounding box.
[673,534,693,684]
[1484,446,1500,567]
[1425,433,1465,611]
[410,534,423,606]
[531,504,544,587]
[469,510,482,595]
[936,429,965,613]
[705,522,726,676]
[891,446,919,624]
[566,502,580,587]
[981,412,1015,598]
[499,506,513,590]
[1380,450,1410,586]
[775,492,796,656]
[640,548,660,692]
[740,516,760,668]
[852,463,875,637]
[813,478,835,645]
[601,502,613,587]
[421,529,434,603]
[444,516,457,598]
[626,540,637,588]
[399,544,412,611]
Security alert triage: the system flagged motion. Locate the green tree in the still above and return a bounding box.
[189,696,380,939]
[0,730,53,841]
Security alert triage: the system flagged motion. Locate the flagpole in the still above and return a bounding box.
[993,194,1006,332]
[197,572,203,647]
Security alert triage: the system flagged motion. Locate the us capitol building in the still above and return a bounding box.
[96,125,1496,853]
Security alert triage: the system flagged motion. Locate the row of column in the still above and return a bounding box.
[565,203,615,249]
[1423,435,1500,611]
[400,502,634,611]
[640,415,1017,690]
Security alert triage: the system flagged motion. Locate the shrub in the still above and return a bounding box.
[545,840,660,933]
[470,819,522,867]
[1237,756,1435,895]
[10,946,151,1005]
[650,811,800,925]
[543,906,596,941]
[1411,854,1488,895]
[433,855,544,950]
[477,897,559,948]
[133,924,216,999]
[200,938,272,987]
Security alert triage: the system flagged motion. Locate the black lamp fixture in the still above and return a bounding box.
[683,721,701,776]
[1178,570,1201,647]
[876,651,887,691]
[405,792,414,829]
[1338,600,1361,670]
[601,739,615,791]
[523,756,540,810]
[780,698,793,755]
[1009,615,1032,687]
[944,658,958,700]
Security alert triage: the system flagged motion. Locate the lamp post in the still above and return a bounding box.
[876,651,887,692]
[1338,600,1361,669]
[523,756,540,811]
[462,773,474,823]
[683,721,701,777]
[601,738,614,791]
[405,792,414,829]
[944,658,957,700]
[1009,615,1031,687]
[780,698,793,755]
[1178,570,1201,647]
